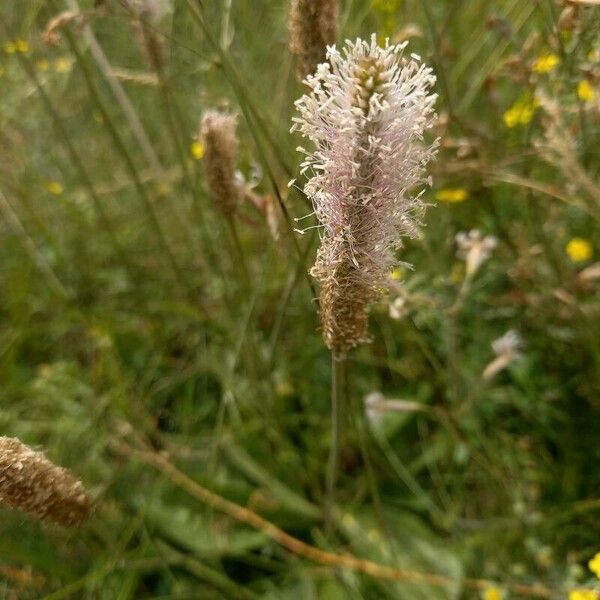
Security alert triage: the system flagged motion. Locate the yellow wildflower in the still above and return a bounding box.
[389,267,404,281]
[190,141,205,160]
[36,58,50,72]
[568,590,598,600]
[578,80,595,103]
[483,587,502,600]
[436,188,468,203]
[54,57,73,73]
[503,97,539,128]
[566,238,593,263]
[46,181,64,195]
[15,39,29,53]
[532,53,559,73]
[589,552,600,579]
[3,42,16,54]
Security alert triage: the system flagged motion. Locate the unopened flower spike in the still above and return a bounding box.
[289,0,338,81]
[292,35,438,353]
[0,436,92,526]
[200,110,241,219]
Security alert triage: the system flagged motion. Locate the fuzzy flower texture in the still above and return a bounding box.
[292,36,438,353]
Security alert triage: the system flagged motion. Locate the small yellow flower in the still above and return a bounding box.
[54,56,73,73]
[36,58,50,72]
[589,552,600,579]
[503,97,538,128]
[532,53,559,73]
[483,587,502,600]
[568,590,598,600]
[46,181,64,195]
[436,188,468,203]
[15,39,29,54]
[578,80,595,103]
[190,141,205,160]
[566,237,593,263]
[3,41,16,54]
[389,267,404,281]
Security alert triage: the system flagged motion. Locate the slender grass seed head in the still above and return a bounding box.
[289,0,338,80]
[200,111,240,219]
[292,36,438,353]
[0,436,92,526]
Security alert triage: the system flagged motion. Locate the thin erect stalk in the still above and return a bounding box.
[226,219,252,295]
[119,1,318,303]
[0,188,71,301]
[8,44,139,288]
[267,228,318,366]
[57,22,193,303]
[325,350,345,531]
[129,2,295,182]
[225,219,265,381]
[30,4,209,303]
[64,0,164,173]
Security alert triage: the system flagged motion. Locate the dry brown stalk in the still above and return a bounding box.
[135,447,557,598]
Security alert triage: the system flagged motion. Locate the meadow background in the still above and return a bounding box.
[0,0,599,598]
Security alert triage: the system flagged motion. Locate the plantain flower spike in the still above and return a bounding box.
[200,111,241,219]
[0,436,92,526]
[292,36,438,354]
[289,0,338,80]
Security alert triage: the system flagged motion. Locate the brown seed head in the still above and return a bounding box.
[0,437,92,526]
[200,111,240,219]
[289,0,338,80]
[312,240,378,353]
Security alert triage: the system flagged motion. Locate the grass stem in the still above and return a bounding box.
[326,350,345,532]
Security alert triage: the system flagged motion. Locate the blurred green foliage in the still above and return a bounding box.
[0,0,599,598]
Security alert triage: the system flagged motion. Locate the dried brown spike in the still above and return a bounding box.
[312,238,378,354]
[0,437,92,526]
[289,0,338,80]
[200,111,240,219]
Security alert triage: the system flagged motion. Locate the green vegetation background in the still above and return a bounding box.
[0,0,598,598]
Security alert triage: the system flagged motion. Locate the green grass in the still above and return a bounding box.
[0,0,599,598]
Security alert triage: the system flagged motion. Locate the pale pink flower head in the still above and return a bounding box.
[292,35,438,353]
